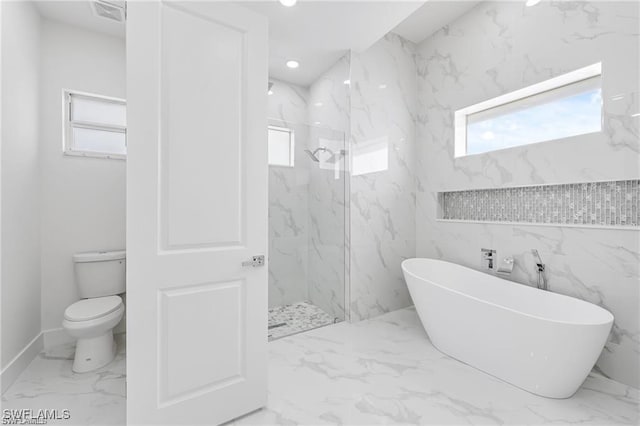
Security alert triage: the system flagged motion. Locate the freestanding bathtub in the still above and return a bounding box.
[401,258,614,399]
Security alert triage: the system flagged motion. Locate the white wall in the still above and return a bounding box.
[415,1,639,388]
[1,0,42,372]
[39,20,126,339]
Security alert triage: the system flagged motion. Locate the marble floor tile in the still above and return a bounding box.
[1,334,126,426]
[236,307,639,425]
[3,309,638,425]
[269,301,336,341]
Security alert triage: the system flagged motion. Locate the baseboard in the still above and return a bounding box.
[0,332,43,394]
[42,327,75,349]
[42,316,125,349]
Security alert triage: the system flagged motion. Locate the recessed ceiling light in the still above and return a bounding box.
[314,102,323,107]
[279,0,297,6]
[378,84,387,89]
[268,90,274,95]
[343,79,350,85]
[525,0,541,7]
[286,60,299,69]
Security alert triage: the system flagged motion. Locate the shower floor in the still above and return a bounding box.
[268,301,335,340]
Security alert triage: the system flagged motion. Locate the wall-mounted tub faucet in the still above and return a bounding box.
[496,256,515,275]
[531,249,548,291]
[481,248,496,271]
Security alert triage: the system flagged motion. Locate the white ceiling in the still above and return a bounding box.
[241,1,425,87]
[393,1,481,44]
[34,1,482,88]
[35,1,125,39]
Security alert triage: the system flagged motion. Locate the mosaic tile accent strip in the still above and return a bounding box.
[268,301,336,341]
[440,180,640,227]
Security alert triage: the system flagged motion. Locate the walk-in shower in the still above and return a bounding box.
[267,118,348,340]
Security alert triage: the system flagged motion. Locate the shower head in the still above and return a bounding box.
[305,149,321,162]
[305,147,347,164]
[305,147,330,162]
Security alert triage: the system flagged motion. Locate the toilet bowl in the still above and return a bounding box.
[64,250,126,372]
[63,295,124,373]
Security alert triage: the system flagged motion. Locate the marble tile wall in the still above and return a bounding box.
[415,1,639,388]
[307,55,350,321]
[348,33,418,321]
[268,80,311,308]
[271,41,419,324]
[308,55,351,132]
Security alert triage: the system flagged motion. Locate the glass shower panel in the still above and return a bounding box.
[267,118,347,340]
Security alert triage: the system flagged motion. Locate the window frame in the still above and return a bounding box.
[454,62,602,158]
[63,89,127,160]
[267,125,295,168]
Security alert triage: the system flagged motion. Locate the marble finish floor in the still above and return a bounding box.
[1,334,126,425]
[3,309,638,425]
[268,301,336,341]
[238,307,639,425]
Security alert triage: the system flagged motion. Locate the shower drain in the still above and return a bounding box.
[268,322,287,330]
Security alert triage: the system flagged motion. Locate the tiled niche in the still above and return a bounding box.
[438,180,640,229]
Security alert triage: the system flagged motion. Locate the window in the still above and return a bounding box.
[454,63,602,157]
[64,90,127,159]
[268,125,294,167]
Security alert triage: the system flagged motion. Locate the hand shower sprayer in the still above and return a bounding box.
[531,249,548,291]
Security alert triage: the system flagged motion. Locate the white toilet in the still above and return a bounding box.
[63,250,126,373]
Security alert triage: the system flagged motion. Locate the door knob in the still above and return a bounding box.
[242,255,265,267]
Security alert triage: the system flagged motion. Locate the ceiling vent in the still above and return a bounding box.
[91,1,125,23]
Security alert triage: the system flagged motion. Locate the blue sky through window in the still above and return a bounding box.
[466,88,602,155]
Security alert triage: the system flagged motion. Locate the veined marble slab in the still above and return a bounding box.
[415,0,640,388]
[236,307,639,425]
[1,334,126,425]
[3,310,637,425]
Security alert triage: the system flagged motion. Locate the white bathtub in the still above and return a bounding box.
[401,258,614,398]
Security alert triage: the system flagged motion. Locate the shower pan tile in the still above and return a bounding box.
[268,301,335,341]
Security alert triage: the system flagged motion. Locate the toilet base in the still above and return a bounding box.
[72,331,117,373]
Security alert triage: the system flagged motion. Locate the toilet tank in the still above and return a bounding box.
[73,250,126,298]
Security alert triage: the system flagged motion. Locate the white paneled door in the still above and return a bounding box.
[126,1,268,424]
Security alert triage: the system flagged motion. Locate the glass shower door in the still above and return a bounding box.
[267,119,347,340]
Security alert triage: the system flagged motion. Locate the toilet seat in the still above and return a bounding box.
[64,295,123,322]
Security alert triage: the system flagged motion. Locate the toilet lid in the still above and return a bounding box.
[64,296,122,322]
